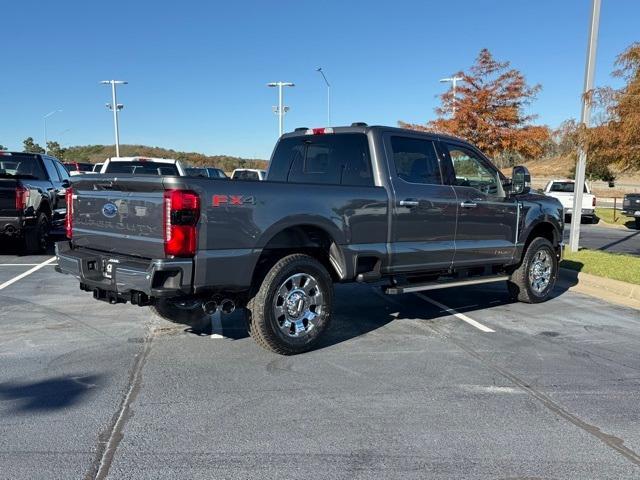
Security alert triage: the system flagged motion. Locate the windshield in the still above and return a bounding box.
[0,154,47,179]
[104,161,179,176]
[549,182,588,193]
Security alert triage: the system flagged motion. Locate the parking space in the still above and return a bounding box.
[1,251,640,479]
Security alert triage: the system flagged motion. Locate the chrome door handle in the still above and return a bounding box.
[460,201,478,208]
[399,199,419,207]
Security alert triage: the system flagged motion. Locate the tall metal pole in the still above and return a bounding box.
[101,80,127,158]
[316,67,331,126]
[111,81,121,157]
[43,109,62,154]
[267,82,294,137]
[569,0,601,252]
[278,83,283,137]
[439,76,463,117]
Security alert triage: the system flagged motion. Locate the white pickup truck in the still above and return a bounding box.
[99,157,187,176]
[544,179,596,223]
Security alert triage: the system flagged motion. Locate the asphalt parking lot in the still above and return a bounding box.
[1,243,640,479]
[564,223,640,256]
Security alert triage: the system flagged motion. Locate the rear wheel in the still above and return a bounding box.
[507,237,558,303]
[247,254,333,355]
[24,213,50,254]
[150,298,211,330]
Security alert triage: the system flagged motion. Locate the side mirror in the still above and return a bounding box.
[511,165,531,195]
[61,179,71,188]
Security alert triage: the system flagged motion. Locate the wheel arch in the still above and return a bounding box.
[252,223,348,287]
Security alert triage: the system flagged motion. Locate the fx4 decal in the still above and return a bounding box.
[212,194,256,207]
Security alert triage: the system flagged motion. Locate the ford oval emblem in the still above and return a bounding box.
[102,202,118,218]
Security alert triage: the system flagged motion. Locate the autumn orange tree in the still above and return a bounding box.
[586,42,640,171]
[400,49,550,166]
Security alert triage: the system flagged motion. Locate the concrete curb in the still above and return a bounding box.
[559,268,640,310]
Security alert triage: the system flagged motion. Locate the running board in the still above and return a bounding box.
[384,275,510,295]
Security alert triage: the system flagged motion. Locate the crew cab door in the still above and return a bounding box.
[385,133,457,272]
[439,141,518,266]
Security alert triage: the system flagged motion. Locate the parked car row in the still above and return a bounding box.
[0,151,267,253]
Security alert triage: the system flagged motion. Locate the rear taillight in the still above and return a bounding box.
[65,187,73,239]
[15,185,30,211]
[592,197,596,207]
[163,190,200,257]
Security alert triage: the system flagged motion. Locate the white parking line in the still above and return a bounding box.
[0,256,57,290]
[414,293,495,333]
[0,263,58,267]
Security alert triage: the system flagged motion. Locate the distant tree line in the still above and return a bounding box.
[16,139,267,172]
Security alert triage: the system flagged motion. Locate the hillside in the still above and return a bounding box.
[64,144,268,172]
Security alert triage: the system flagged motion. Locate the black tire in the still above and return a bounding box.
[24,213,50,254]
[635,218,640,230]
[150,298,211,330]
[507,237,558,303]
[247,254,333,355]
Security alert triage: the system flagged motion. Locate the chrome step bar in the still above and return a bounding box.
[384,275,510,295]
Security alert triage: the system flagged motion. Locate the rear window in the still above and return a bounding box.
[270,133,373,186]
[186,167,208,177]
[104,161,179,175]
[233,170,259,180]
[549,182,588,193]
[0,154,47,180]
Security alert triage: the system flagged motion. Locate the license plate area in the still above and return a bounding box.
[102,259,119,279]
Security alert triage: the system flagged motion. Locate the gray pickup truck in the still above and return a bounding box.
[56,124,564,354]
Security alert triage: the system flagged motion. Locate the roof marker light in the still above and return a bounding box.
[305,127,334,135]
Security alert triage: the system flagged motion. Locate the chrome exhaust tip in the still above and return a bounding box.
[220,299,235,314]
[202,301,218,315]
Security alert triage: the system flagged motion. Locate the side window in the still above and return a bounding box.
[54,162,70,181]
[287,134,373,186]
[445,144,501,196]
[42,159,60,181]
[390,136,442,185]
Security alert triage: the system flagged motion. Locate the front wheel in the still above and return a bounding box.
[150,298,211,330]
[247,254,333,355]
[507,237,558,303]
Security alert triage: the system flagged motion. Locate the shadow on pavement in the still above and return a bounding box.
[0,374,102,414]
[180,277,580,351]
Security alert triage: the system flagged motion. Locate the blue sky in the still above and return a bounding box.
[1,0,638,158]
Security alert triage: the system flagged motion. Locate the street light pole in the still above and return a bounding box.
[267,81,295,137]
[316,67,331,126]
[439,76,463,116]
[43,109,62,154]
[569,0,601,253]
[100,80,128,157]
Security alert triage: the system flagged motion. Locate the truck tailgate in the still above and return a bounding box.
[71,176,167,258]
[0,178,18,216]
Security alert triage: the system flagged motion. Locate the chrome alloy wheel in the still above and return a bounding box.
[273,273,325,338]
[529,249,552,294]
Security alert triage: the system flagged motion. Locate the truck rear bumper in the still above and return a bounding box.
[563,208,594,217]
[55,241,194,301]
